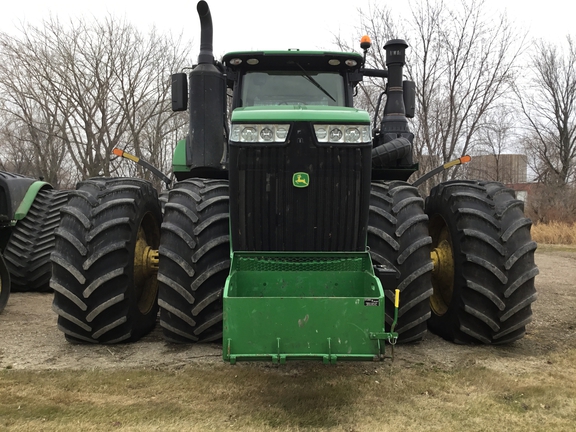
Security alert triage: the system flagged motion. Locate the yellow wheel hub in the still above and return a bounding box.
[135,242,159,280]
[429,220,455,316]
[133,213,160,315]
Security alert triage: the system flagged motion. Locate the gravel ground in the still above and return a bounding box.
[0,247,574,371]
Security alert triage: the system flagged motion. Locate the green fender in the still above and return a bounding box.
[13,181,51,222]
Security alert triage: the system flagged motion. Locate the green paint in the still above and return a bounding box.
[172,139,188,172]
[14,181,49,221]
[231,106,370,124]
[223,251,395,363]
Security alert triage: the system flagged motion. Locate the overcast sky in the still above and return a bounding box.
[0,0,574,57]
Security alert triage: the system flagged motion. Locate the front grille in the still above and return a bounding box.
[229,122,371,252]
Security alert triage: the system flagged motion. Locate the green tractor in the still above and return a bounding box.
[0,172,68,313]
[50,1,538,361]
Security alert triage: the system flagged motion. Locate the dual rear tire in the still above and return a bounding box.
[50,177,230,344]
[368,180,538,345]
[425,180,538,344]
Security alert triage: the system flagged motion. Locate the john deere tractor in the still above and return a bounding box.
[0,172,68,313]
[50,1,538,361]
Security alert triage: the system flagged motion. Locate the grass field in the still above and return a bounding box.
[1,351,576,432]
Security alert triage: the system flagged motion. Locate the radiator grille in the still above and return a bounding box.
[229,123,371,252]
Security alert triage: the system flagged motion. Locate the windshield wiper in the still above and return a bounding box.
[295,62,336,102]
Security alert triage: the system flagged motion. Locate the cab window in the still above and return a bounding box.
[241,71,345,107]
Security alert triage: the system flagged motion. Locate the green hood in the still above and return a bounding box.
[231,105,370,124]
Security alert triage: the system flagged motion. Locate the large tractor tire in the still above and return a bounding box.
[4,189,69,292]
[368,181,433,343]
[425,180,538,344]
[158,189,169,214]
[51,178,161,343]
[0,254,10,314]
[158,179,229,343]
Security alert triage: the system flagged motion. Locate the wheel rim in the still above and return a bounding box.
[429,215,455,316]
[133,212,160,315]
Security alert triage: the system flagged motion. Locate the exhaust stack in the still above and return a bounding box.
[197,1,214,65]
[184,0,227,177]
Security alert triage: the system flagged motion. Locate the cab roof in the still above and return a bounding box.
[222,51,364,73]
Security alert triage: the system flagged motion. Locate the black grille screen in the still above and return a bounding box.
[229,123,371,252]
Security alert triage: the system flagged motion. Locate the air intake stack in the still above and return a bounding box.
[372,39,414,169]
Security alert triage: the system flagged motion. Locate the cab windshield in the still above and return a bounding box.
[240,71,345,107]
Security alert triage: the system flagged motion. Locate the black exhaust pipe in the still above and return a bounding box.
[185,0,227,178]
[197,1,214,65]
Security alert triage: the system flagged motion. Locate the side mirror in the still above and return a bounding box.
[171,73,188,112]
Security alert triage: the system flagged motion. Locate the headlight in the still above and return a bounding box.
[230,124,290,143]
[314,124,371,143]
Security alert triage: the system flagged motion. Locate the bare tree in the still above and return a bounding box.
[513,36,576,223]
[338,0,525,189]
[517,36,576,187]
[0,17,191,187]
[0,61,70,186]
[335,4,398,124]
[464,106,523,183]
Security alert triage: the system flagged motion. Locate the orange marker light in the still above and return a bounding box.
[460,155,472,163]
[360,35,372,50]
[113,148,124,157]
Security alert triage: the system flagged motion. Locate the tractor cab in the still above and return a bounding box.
[222,51,373,253]
[222,51,364,109]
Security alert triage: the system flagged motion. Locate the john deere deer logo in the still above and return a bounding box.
[292,172,310,188]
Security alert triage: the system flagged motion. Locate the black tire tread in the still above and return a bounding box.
[425,180,538,344]
[4,189,69,292]
[368,181,433,343]
[51,178,161,343]
[158,179,230,343]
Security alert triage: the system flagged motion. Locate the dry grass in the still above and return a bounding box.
[532,221,576,245]
[1,350,576,432]
[1,229,574,431]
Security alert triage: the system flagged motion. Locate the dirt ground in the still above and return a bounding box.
[0,246,574,372]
